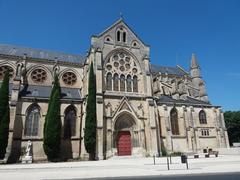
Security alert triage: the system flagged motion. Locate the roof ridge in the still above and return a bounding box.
[0,43,83,57]
[0,43,85,64]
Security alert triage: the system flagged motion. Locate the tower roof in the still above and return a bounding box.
[191,53,199,69]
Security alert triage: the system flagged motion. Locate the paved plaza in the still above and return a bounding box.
[0,155,240,179]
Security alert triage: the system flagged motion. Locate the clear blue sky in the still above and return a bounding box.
[0,0,239,111]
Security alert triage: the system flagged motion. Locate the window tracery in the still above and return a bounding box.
[170,108,179,135]
[116,28,127,43]
[31,68,47,84]
[106,73,112,91]
[25,105,40,136]
[62,72,77,86]
[113,73,119,91]
[120,74,125,91]
[199,110,207,124]
[126,75,132,92]
[105,51,140,93]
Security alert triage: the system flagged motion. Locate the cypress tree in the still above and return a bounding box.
[0,71,10,159]
[84,63,97,160]
[43,75,61,161]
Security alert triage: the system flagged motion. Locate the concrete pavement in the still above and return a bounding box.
[0,155,240,179]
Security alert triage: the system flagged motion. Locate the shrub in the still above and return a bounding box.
[0,71,10,159]
[84,63,97,160]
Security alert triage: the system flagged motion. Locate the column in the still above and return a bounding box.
[220,110,230,148]
[106,103,113,158]
[163,105,172,152]
[80,103,89,160]
[190,106,199,152]
[95,48,104,160]
[183,106,192,152]
[213,108,222,148]
[148,99,158,156]
[6,61,26,162]
[140,119,146,154]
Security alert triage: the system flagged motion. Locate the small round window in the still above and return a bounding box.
[31,69,47,84]
[62,72,77,86]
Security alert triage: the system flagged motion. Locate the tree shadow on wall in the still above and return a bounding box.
[60,125,73,161]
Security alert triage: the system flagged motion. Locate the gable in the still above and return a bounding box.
[93,19,149,48]
[112,97,139,119]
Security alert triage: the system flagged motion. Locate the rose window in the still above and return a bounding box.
[31,69,47,84]
[0,66,14,80]
[62,72,77,86]
[105,51,138,75]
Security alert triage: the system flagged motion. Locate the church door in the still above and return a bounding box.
[117,131,131,156]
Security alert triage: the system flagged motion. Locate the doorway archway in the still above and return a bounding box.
[114,113,136,156]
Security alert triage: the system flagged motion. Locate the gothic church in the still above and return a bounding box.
[0,19,229,162]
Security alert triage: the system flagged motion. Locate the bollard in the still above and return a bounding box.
[167,157,170,170]
[186,157,189,170]
[153,155,156,165]
[169,155,172,164]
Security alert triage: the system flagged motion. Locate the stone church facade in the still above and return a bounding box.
[0,19,229,162]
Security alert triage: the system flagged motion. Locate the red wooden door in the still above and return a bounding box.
[117,131,131,156]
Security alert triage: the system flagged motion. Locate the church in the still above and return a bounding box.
[0,19,229,162]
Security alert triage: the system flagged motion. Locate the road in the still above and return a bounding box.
[82,172,240,180]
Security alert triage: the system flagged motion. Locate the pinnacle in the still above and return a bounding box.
[191,53,199,69]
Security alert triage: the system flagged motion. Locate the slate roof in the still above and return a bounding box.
[0,44,85,64]
[151,64,187,77]
[0,83,79,100]
[156,95,211,106]
[19,85,82,100]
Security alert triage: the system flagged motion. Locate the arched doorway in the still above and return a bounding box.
[114,113,136,156]
[117,131,131,156]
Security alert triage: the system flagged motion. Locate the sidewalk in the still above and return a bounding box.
[0,155,240,179]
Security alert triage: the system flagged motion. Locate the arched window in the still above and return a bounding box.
[123,32,126,42]
[120,74,125,91]
[64,106,77,138]
[24,105,40,136]
[113,73,119,91]
[126,75,132,92]
[117,31,121,41]
[106,73,112,91]
[199,110,207,124]
[170,108,179,135]
[133,76,138,92]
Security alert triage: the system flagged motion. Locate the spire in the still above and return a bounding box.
[119,12,124,20]
[191,53,199,69]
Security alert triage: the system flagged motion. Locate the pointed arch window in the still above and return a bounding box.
[25,105,40,136]
[106,73,112,91]
[126,75,132,92]
[123,32,126,42]
[133,76,138,92]
[113,73,119,91]
[117,31,121,41]
[170,108,179,135]
[64,106,77,138]
[199,110,207,124]
[120,74,125,92]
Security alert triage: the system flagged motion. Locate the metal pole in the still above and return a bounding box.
[186,157,189,170]
[153,155,156,165]
[167,157,170,170]
[170,155,172,164]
